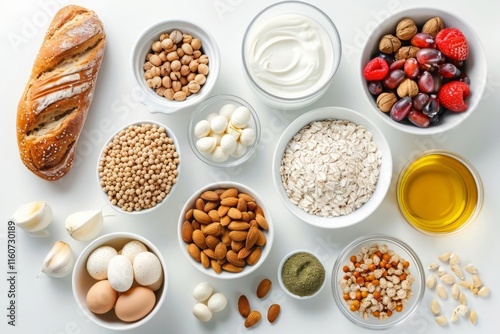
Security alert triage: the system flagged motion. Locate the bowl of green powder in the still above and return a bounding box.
[278,249,326,299]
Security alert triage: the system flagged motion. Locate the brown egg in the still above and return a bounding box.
[114,286,156,322]
[86,280,118,314]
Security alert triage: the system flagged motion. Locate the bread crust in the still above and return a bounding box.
[16,5,106,181]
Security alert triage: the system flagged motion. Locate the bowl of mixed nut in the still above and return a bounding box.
[332,234,425,330]
[131,20,220,114]
[178,181,274,279]
[97,120,180,214]
[272,106,392,229]
[360,8,486,135]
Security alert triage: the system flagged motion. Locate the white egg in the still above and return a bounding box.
[207,292,227,313]
[219,103,236,120]
[206,112,219,122]
[86,246,118,280]
[230,142,247,158]
[192,281,214,302]
[220,134,237,155]
[210,115,228,134]
[107,255,134,292]
[133,251,162,286]
[230,106,251,128]
[146,269,164,291]
[121,240,147,262]
[196,137,217,153]
[194,120,211,138]
[210,146,229,162]
[240,128,256,147]
[192,303,212,322]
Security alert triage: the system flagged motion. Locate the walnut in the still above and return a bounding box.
[395,46,420,60]
[396,78,419,98]
[422,16,444,37]
[376,92,398,112]
[396,18,417,40]
[379,34,401,54]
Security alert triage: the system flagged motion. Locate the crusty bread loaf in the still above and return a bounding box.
[16,5,106,181]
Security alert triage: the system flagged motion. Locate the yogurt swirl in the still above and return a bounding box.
[246,13,334,99]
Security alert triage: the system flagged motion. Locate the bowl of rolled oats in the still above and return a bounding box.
[272,107,392,228]
[97,120,180,214]
[332,234,425,330]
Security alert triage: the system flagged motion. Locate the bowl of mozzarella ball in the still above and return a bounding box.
[188,94,261,167]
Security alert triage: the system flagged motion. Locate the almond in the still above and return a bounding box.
[228,207,242,220]
[221,229,231,246]
[267,304,280,323]
[192,229,207,250]
[228,221,250,231]
[246,247,261,266]
[254,205,265,217]
[200,251,210,268]
[193,209,212,225]
[218,205,230,217]
[257,278,272,298]
[203,248,217,259]
[204,201,219,213]
[211,259,222,274]
[214,242,227,260]
[240,211,250,222]
[187,243,201,262]
[203,222,222,236]
[255,213,269,230]
[244,310,261,328]
[247,201,257,210]
[226,250,245,267]
[221,197,239,207]
[220,187,238,199]
[238,247,253,259]
[256,229,266,247]
[222,262,244,273]
[237,198,248,212]
[205,235,219,250]
[195,198,205,211]
[220,215,231,226]
[238,192,254,202]
[231,240,245,252]
[238,295,251,317]
[185,208,193,221]
[229,230,247,242]
[200,190,220,201]
[181,221,193,243]
[245,226,259,249]
[207,209,220,222]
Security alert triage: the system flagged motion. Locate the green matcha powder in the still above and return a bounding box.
[281,252,325,297]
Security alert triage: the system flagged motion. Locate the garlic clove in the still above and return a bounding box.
[11,201,53,236]
[65,210,103,241]
[38,241,74,278]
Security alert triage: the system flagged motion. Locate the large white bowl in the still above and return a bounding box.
[131,20,220,114]
[272,107,392,228]
[178,181,274,279]
[360,7,487,135]
[72,232,167,331]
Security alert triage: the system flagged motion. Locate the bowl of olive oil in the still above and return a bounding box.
[397,150,483,236]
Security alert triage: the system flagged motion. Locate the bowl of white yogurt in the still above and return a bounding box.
[242,1,342,110]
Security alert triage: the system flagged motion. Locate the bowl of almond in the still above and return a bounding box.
[177,182,274,279]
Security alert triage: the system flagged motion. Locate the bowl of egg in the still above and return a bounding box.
[72,232,167,330]
[188,94,261,167]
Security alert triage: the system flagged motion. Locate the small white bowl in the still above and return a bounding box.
[72,232,167,331]
[188,94,261,167]
[131,20,220,114]
[96,120,181,214]
[178,181,274,279]
[360,7,487,135]
[278,249,326,299]
[272,106,392,228]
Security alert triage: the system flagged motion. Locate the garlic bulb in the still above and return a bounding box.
[11,201,53,237]
[65,210,103,241]
[38,241,74,278]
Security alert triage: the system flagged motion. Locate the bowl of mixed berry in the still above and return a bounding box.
[360,8,486,135]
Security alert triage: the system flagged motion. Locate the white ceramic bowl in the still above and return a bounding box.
[242,1,342,109]
[188,94,261,167]
[277,249,326,299]
[131,20,220,114]
[178,181,274,279]
[360,7,487,135]
[272,107,392,228]
[331,234,425,330]
[96,120,181,214]
[72,232,167,331]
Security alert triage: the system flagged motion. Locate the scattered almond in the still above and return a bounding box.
[256,278,272,298]
[244,310,261,328]
[238,295,250,317]
[267,304,280,323]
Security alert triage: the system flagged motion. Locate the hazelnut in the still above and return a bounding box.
[173,91,187,101]
[422,17,444,37]
[396,18,417,40]
[169,29,183,44]
[379,34,401,54]
[395,46,420,60]
[376,92,397,112]
[396,78,419,98]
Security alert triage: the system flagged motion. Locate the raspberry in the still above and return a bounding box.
[435,28,469,61]
[437,81,470,112]
[363,57,389,81]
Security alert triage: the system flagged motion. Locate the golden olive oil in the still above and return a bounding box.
[397,152,480,234]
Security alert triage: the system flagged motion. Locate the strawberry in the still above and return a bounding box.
[363,57,389,81]
[437,81,470,112]
[435,28,469,61]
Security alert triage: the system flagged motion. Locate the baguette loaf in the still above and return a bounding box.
[16,5,106,181]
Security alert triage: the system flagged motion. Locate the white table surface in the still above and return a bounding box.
[1,0,498,333]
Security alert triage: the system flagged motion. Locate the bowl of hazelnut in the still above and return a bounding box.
[360,8,486,135]
[131,20,220,114]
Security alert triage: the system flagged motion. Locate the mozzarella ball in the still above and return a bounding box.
[230,106,251,128]
[219,103,236,120]
[210,115,228,134]
[220,134,237,155]
[194,120,211,138]
[210,146,229,162]
[240,128,256,147]
[196,137,217,153]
